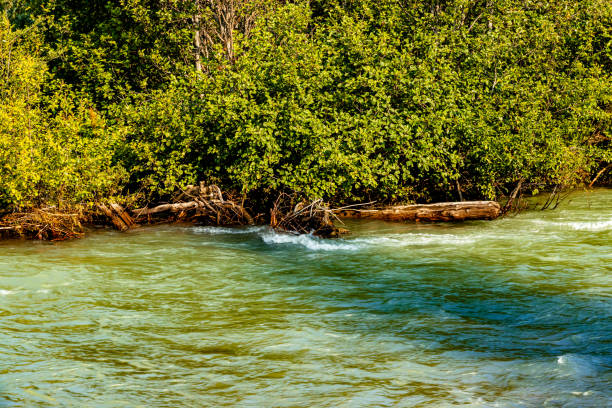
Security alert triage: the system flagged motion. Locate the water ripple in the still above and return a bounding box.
[0,189,611,407]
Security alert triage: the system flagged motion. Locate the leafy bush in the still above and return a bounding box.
[0,17,124,210]
[1,0,609,209]
[117,1,611,204]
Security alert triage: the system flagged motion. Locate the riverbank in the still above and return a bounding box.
[0,183,504,241]
[4,185,608,242]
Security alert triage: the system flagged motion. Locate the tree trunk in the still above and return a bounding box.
[133,201,200,216]
[98,203,134,231]
[194,0,202,72]
[335,201,501,222]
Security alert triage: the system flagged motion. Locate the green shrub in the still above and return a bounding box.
[0,17,125,210]
[117,1,610,204]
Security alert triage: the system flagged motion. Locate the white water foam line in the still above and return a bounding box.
[258,231,480,251]
[193,225,479,252]
[260,232,362,251]
[351,234,478,247]
[192,226,268,235]
[557,354,610,378]
[532,220,612,232]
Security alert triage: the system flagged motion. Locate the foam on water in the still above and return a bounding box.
[0,289,14,296]
[258,230,480,252]
[191,214,610,253]
[192,225,268,235]
[557,354,608,378]
[260,231,362,251]
[531,219,612,232]
[351,233,478,247]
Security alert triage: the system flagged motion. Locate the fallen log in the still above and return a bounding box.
[132,189,253,226]
[589,163,611,188]
[98,203,135,231]
[133,201,199,216]
[335,201,501,222]
[110,203,135,228]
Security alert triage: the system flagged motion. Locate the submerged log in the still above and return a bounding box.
[336,201,501,222]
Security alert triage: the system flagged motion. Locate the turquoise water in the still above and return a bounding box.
[1,189,611,407]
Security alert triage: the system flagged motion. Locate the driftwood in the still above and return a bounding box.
[270,194,348,238]
[502,179,524,214]
[133,200,253,224]
[539,185,574,211]
[589,163,611,188]
[133,201,199,216]
[98,203,135,231]
[132,184,253,226]
[335,201,501,222]
[0,208,84,240]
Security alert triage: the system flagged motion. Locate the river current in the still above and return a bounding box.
[1,189,611,407]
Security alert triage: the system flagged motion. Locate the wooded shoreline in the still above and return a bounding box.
[0,184,501,241]
[3,183,610,242]
[2,1,610,228]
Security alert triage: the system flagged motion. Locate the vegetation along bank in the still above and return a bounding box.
[0,0,610,239]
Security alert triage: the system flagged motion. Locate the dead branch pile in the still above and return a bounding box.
[0,208,85,240]
[270,194,348,238]
[131,183,253,226]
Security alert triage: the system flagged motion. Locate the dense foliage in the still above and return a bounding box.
[0,17,124,210]
[1,0,610,210]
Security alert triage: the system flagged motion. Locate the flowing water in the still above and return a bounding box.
[1,189,611,407]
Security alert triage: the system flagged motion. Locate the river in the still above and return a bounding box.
[1,189,611,407]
